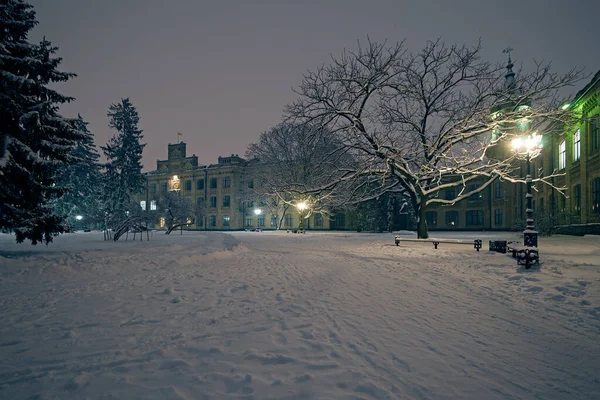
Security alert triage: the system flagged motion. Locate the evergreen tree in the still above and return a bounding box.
[53,114,102,229]
[101,98,145,220]
[0,0,84,244]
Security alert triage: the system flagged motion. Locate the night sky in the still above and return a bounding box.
[28,0,600,171]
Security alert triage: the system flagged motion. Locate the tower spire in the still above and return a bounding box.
[502,47,516,92]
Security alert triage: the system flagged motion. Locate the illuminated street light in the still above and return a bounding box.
[512,133,543,247]
[296,202,308,231]
[254,208,262,215]
[75,215,83,221]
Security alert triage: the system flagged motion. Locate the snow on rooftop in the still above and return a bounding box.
[0,230,599,399]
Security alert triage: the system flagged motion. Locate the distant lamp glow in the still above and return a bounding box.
[254,208,262,215]
[296,202,307,211]
[75,215,83,221]
[561,103,570,110]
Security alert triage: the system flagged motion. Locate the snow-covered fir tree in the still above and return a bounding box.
[52,114,102,229]
[101,98,146,222]
[0,0,85,244]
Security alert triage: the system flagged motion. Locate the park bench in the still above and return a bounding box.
[394,236,483,252]
[506,241,539,269]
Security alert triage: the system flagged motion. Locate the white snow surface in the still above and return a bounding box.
[0,230,599,399]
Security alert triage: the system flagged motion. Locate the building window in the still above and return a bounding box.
[247,201,254,208]
[151,183,157,193]
[559,140,566,169]
[245,216,253,227]
[591,116,599,152]
[336,213,346,228]
[257,215,265,227]
[161,182,168,193]
[284,214,293,227]
[197,179,204,190]
[314,213,323,227]
[159,216,166,228]
[210,177,217,189]
[150,200,157,210]
[223,176,231,188]
[197,216,203,226]
[573,129,581,161]
[140,200,146,210]
[592,178,600,214]
[248,180,254,189]
[494,181,503,199]
[574,184,581,214]
[209,215,216,227]
[185,179,192,191]
[222,215,230,227]
[425,211,437,226]
[494,209,502,225]
[468,184,482,201]
[445,211,459,226]
[271,215,278,227]
[196,196,204,205]
[445,187,457,200]
[466,210,484,226]
[210,196,217,208]
[223,195,230,207]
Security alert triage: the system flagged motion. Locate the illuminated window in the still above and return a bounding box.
[159,216,165,228]
[150,200,157,210]
[222,215,230,227]
[186,217,192,224]
[573,129,580,161]
[559,140,566,169]
[140,200,146,210]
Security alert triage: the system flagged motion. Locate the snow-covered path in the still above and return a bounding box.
[1,231,599,399]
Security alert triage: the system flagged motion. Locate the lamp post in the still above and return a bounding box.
[254,208,262,230]
[296,201,307,231]
[512,133,542,247]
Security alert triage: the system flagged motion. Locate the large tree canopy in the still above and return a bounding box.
[0,0,85,244]
[286,39,583,238]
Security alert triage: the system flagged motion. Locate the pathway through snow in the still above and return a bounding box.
[0,231,599,399]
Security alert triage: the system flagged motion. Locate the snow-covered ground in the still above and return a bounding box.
[0,230,599,399]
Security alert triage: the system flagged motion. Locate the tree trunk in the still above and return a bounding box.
[415,195,429,239]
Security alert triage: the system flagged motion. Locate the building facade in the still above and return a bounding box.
[426,68,600,234]
[138,142,344,231]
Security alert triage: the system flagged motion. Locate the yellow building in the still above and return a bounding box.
[139,142,343,231]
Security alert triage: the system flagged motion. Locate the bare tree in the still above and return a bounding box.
[286,39,583,238]
[154,192,205,234]
[245,123,356,225]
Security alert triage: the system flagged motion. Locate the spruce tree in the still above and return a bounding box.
[0,0,84,244]
[53,114,102,229]
[101,98,146,219]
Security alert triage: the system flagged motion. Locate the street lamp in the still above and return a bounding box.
[254,208,262,216]
[75,215,83,221]
[296,201,307,231]
[512,132,542,247]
